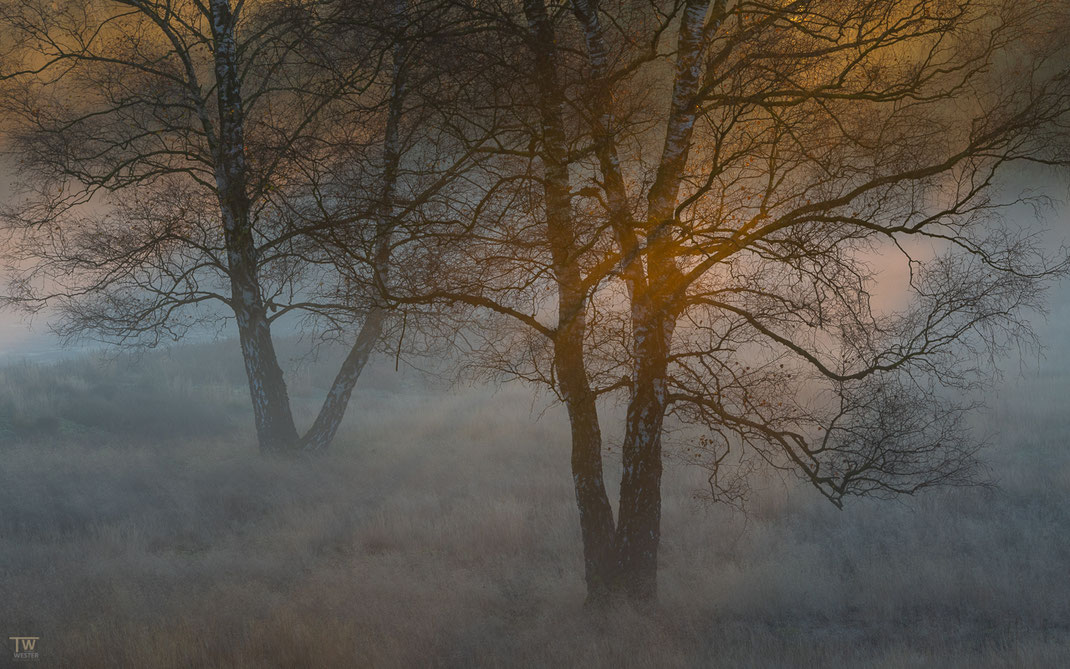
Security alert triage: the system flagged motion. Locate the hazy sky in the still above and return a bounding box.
[1,160,1068,367]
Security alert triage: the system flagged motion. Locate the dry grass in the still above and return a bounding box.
[0,342,1067,667]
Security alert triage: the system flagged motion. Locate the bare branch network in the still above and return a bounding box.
[1,0,1068,603]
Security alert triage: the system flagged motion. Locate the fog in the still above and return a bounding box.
[0,220,1068,667]
[2,0,1069,664]
[0,336,1066,667]
[0,167,1067,669]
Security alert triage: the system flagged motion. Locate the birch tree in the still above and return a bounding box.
[0,0,456,452]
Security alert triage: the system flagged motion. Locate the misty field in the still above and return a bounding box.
[0,341,1065,668]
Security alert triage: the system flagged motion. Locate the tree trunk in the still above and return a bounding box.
[614,304,670,603]
[300,306,386,452]
[209,0,300,453]
[525,0,618,605]
[571,0,642,292]
[231,283,301,453]
[610,0,711,602]
[301,14,405,453]
[556,308,617,605]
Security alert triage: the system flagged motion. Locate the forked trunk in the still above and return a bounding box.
[206,0,405,454]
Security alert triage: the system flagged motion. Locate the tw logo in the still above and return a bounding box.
[9,636,40,661]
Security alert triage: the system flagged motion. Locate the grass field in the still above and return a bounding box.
[0,340,1067,667]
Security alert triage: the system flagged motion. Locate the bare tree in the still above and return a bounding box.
[411,0,1070,606]
[0,0,463,452]
[567,0,1070,602]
